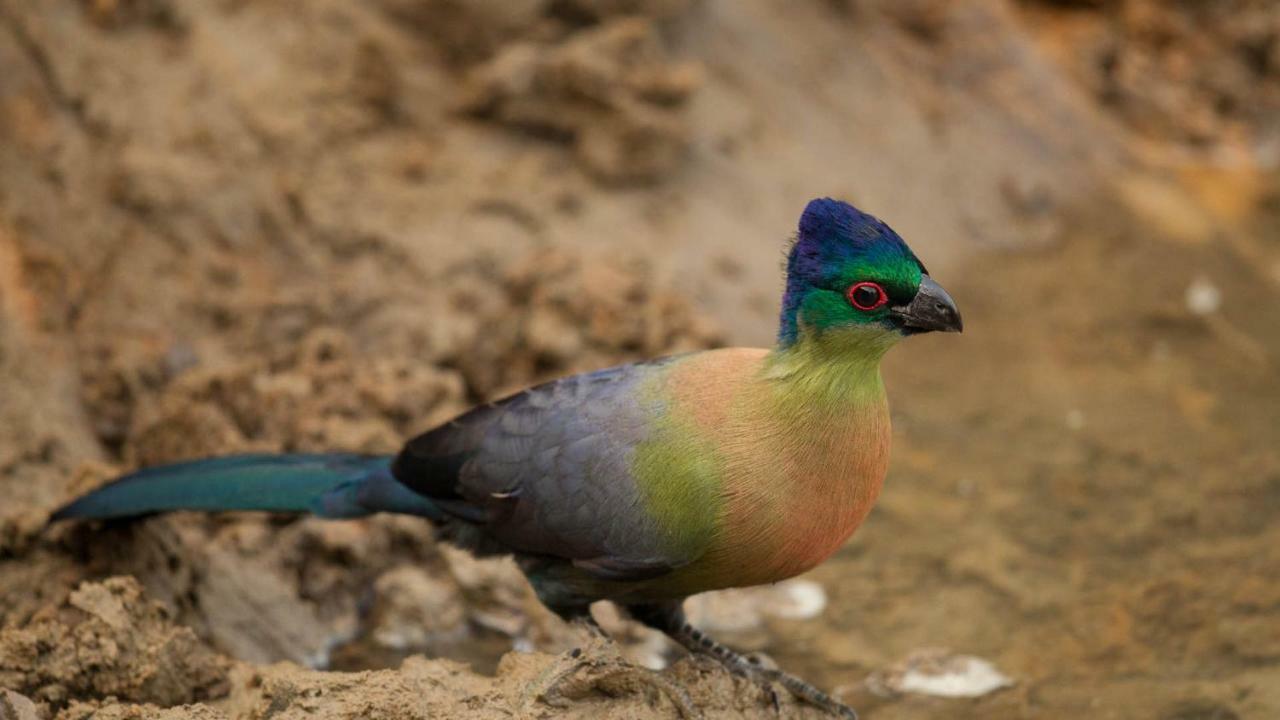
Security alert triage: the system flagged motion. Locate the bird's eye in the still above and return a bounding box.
[846,282,888,311]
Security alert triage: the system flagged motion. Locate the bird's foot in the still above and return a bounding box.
[747,665,856,720]
[627,602,857,720]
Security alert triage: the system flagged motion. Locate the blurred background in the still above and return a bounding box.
[1,1,1278,718]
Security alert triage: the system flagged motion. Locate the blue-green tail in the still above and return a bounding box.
[51,453,442,522]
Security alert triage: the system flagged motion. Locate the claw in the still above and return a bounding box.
[750,666,856,719]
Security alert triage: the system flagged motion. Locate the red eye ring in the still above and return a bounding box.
[846,281,888,311]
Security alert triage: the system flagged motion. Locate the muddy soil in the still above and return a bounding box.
[1,1,1278,718]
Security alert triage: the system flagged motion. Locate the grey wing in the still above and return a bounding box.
[391,360,692,581]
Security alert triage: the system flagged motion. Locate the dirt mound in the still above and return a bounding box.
[1018,0,1280,148]
[77,246,720,470]
[1,0,1279,718]
[0,578,228,707]
[0,578,832,719]
[459,16,699,184]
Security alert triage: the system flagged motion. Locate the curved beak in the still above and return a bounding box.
[892,275,963,334]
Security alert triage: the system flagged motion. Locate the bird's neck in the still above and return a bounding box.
[761,328,894,414]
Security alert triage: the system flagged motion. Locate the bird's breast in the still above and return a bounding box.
[652,348,892,592]
[715,397,891,586]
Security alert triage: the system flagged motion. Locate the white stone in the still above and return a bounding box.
[897,654,1014,698]
[771,580,828,620]
[1185,276,1221,316]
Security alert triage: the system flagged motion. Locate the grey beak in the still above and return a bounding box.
[892,275,963,334]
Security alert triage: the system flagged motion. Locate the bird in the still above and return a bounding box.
[52,197,962,719]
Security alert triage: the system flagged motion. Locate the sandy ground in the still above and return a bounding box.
[1,1,1278,718]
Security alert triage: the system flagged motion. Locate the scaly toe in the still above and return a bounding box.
[747,666,856,719]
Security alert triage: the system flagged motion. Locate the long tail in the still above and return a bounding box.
[51,453,442,522]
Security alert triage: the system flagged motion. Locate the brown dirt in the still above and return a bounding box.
[1,1,1278,718]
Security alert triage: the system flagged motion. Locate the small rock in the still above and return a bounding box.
[0,690,39,720]
[1185,276,1222,316]
[770,580,828,620]
[686,579,829,634]
[870,648,1014,699]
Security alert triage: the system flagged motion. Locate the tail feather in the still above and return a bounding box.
[51,453,441,522]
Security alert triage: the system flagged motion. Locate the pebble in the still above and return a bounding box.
[870,648,1014,699]
[1185,276,1222,315]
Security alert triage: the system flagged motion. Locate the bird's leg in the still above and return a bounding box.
[628,601,857,720]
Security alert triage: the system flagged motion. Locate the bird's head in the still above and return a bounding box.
[778,198,962,352]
